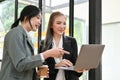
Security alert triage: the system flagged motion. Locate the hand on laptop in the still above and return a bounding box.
[75,68,90,73]
[55,59,73,67]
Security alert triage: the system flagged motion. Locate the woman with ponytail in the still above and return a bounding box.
[0,5,69,80]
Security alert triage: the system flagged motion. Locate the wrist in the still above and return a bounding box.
[42,50,51,59]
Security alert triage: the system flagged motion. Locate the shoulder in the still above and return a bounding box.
[5,26,26,40]
[5,27,18,39]
[64,36,76,41]
[63,36,77,46]
[7,26,25,35]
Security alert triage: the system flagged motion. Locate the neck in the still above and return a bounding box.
[53,34,62,41]
[53,34,62,47]
[21,22,31,32]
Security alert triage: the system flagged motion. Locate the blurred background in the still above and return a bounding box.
[0,0,120,80]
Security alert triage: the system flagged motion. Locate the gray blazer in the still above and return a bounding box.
[0,26,42,80]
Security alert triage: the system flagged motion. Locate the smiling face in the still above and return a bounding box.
[52,15,66,36]
[30,13,41,31]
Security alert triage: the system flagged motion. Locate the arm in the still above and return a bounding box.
[69,37,83,77]
[7,32,69,72]
[7,31,43,72]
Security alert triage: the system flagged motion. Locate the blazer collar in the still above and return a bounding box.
[63,36,71,48]
[18,26,34,51]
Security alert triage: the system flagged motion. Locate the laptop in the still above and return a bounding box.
[55,44,105,71]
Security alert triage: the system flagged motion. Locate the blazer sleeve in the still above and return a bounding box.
[69,37,83,77]
[6,30,43,72]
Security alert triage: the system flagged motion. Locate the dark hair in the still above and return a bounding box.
[44,11,65,47]
[11,5,41,29]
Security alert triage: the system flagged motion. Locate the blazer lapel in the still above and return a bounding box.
[63,36,71,59]
[19,26,34,54]
[26,36,34,53]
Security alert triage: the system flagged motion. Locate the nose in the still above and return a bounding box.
[38,20,41,25]
[61,24,66,29]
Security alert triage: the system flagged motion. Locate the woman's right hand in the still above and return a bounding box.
[42,48,70,59]
[75,68,90,73]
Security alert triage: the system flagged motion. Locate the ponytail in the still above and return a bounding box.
[11,18,20,29]
[11,5,41,29]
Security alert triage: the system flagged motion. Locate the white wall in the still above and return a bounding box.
[102,0,120,24]
[102,0,120,80]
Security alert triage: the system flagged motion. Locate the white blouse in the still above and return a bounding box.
[52,36,65,80]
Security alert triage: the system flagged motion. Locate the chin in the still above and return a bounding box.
[32,29,37,32]
[58,33,63,36]
[60,32,64,35]
[32,27,37,31]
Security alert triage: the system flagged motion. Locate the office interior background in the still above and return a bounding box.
[0,0,120,80]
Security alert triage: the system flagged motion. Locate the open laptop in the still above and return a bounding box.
[55,44,105,71]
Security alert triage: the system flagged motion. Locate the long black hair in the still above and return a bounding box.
[11,5,41,29]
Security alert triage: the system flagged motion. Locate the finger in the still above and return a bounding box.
[85,68,90,71]
[62,50,70,54]
[63,64,68,67]
[65,63,72,67]
[76,70,84,73]
[77,70,83,73]
[59,51,63,55]
[64,59,73,66]
[46,73,49,78]
[75,68,85,73]
[66,60,73,66]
